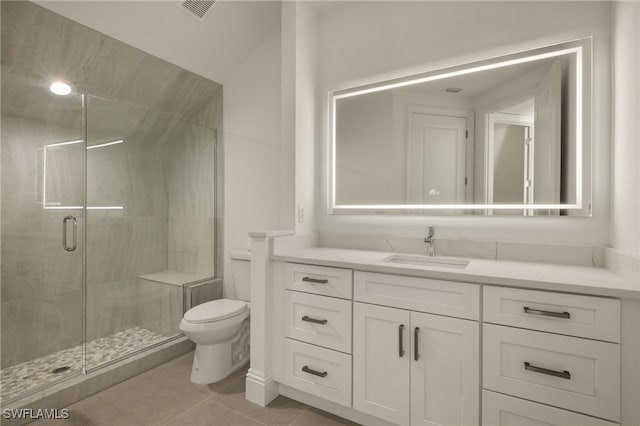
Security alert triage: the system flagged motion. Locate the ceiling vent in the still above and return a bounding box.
[180,0,215,20]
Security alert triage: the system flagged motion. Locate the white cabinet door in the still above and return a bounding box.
[411,312,480,426]
[353,302,410,425]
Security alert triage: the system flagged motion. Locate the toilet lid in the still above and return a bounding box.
[184,299,248,324]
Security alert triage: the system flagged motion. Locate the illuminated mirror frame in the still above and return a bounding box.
[328,38,592,215]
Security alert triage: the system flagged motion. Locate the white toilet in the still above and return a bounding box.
[179,250,251,384]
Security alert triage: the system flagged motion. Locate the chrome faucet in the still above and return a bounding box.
[424,227,436,257]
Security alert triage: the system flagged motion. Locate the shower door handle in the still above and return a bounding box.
[62,215,77,252]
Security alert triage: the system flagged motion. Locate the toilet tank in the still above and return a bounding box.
[230,249,251,301]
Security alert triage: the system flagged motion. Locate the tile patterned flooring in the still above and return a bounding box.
[1,328,167,403]
[32,352,360,426]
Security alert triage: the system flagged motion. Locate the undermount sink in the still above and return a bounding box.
[382,254,470,269]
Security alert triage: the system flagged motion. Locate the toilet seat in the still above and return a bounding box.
[183,299,248,324]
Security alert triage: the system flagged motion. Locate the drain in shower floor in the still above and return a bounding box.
[51,366,71,374]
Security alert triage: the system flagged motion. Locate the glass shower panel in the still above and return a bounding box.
[0,71,84,402]
[84,95,216,370]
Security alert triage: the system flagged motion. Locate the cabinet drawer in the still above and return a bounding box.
[482,390,618,426]
[283,339,352,407]
[484,286,620,342]
[483,324,620,421]
[284,290,352,353]
[354,271,479,320]
[285,263,353,299]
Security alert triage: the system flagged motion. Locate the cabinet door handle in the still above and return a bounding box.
[302,365,328,378]
[302,277,329,284]
[398,324,405,357]
[301,315,328,325]
[414,327,420,361]
[524,362,571,379]
[523,306,570,319]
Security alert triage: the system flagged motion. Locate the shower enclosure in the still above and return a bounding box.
[0,70,218,404]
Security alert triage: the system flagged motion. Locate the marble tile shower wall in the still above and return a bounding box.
[166,123,217,277]
[86,99,216,344]
[1,0,223,370]
[85,98,169,344]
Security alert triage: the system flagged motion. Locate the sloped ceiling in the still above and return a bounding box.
[34,0,281,84]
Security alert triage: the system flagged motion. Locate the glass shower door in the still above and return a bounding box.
[84,95,198,370]
[0,71,85,402]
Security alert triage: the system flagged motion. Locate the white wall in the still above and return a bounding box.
[307,1,612,246]
[611,1,640,258]
[292,2,319,236]
[223,28,285,296]
[35,1,289,295]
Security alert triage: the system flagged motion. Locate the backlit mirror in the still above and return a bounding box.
[330,39,591,216]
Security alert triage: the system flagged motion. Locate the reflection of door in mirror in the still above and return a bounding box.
[487,102,534,214]
[407,112,467,204]
[485,60,561,215]
[491,120,532,215]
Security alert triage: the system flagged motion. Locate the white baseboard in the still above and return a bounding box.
[245,368,279,407]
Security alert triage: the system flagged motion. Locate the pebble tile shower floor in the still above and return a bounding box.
[0,327,167,402]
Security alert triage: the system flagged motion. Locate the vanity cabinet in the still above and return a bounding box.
[277,262,624,426]
[352,272,480,426]
[482,286,621,424]
[282,263,354,407]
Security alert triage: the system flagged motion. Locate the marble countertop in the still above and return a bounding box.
[273,247,640,299]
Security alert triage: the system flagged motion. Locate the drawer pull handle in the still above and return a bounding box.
[523,307,571,319]
[524,362,571,380]
[302,277,329,284]
[301,315,328,325]
[399,324,405,358]
[302,365,328,378]
[414,327,420,361]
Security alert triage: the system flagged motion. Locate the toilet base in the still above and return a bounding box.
[190,319,250,384]
[191,341,231,384]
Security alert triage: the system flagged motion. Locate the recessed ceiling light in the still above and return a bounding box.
[446,87,463,93]
[49,81,72,96]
